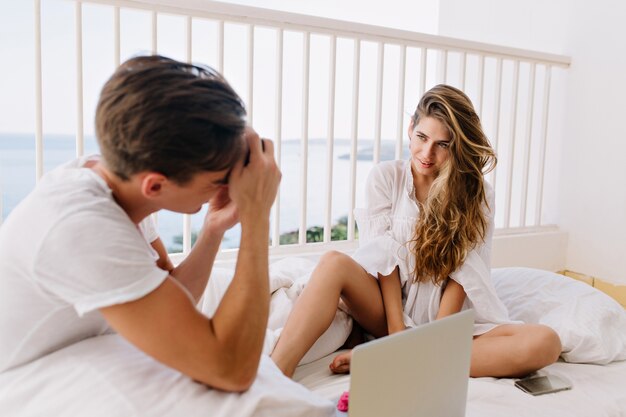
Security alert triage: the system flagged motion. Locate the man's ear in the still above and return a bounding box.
[141,173,167,199]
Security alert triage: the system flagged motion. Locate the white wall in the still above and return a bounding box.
[438,0,626,284]
[557,2,626,285]
[438,0,570,55]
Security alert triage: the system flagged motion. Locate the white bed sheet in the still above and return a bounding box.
[0,334,335,417]
[294,350,626,417]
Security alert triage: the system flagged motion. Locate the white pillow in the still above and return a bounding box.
[492,267,626,364]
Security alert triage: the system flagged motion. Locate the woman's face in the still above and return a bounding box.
[408,116,451,178]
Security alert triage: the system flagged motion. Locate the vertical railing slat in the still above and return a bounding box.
[373,42,384,164]
[183,16,193,254]
[272,28,283,247]
[535,65,552,226]
[419,47,427,97]
[520,63,536,226]
[298,32,310,244]
[148,11,157,236]
[348,40,360,242]
[323,35,337,243]
[114,6,120,67]
[440,49,448,84]
[186,15,192,61]
[503,60,520,228]
[75,1,84,157]
[247,24,254,125]
[477,54,485,118]
[459,51,466,90]
[34,0,43,181]
[217,20,224,73]
[395,45,406,160]
[488,58,503,191]
[151,11,157,54]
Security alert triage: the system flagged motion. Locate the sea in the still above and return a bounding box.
[0,133,407,251]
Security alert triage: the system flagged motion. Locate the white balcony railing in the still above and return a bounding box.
[4,0,571,262]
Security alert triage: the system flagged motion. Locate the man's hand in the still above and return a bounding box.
[204,186,238,236]
[202,127,280,236]
[227,127,281,227]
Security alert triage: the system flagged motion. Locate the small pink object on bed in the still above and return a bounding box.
[337,391,349,412]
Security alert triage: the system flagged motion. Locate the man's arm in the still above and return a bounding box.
[150,237,175,273]
[101,132,280,392]
[379,267,406,334]
[436,278,466,319]
[149,228,219,300]
[167,225,225,302]
[101,217,271,392]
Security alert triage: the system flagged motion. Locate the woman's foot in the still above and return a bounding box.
[329,350,353,374]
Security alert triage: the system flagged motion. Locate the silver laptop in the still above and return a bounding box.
[344,309,474,417]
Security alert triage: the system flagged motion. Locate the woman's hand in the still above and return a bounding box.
[388,323,410,335]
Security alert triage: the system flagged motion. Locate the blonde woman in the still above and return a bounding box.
[271,84,561,378]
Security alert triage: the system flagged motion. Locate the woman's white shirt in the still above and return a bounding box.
[352,160,515,335]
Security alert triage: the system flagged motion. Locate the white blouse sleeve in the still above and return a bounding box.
[352,163,410,284]
[449,182,516,334]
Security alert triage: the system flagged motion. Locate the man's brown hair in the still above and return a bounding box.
[95,55,246,184]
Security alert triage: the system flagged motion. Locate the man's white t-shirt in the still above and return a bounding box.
[0,156,169,372]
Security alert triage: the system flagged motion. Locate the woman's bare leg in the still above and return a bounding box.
[471,324,561,378]
[271,251,387,377]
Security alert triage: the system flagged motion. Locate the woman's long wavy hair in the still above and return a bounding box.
[408,84,497,285]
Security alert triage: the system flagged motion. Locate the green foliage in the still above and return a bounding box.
[167,231,198,253]
[169,215,358,252]
[278,215,358,245]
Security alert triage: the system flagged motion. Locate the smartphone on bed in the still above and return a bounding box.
[514,374,572,396]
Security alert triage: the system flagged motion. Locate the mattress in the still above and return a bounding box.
[294,350,626,417]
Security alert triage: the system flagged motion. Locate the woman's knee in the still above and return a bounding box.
[319,250,351,265]
[309,250,355,284]
[537,325,562,362]
[523,325,562,367]
[316,251,355,275]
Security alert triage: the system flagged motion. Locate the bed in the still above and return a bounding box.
[1,259,625,416]
[294,349,626,417]
[209,258,626,417]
